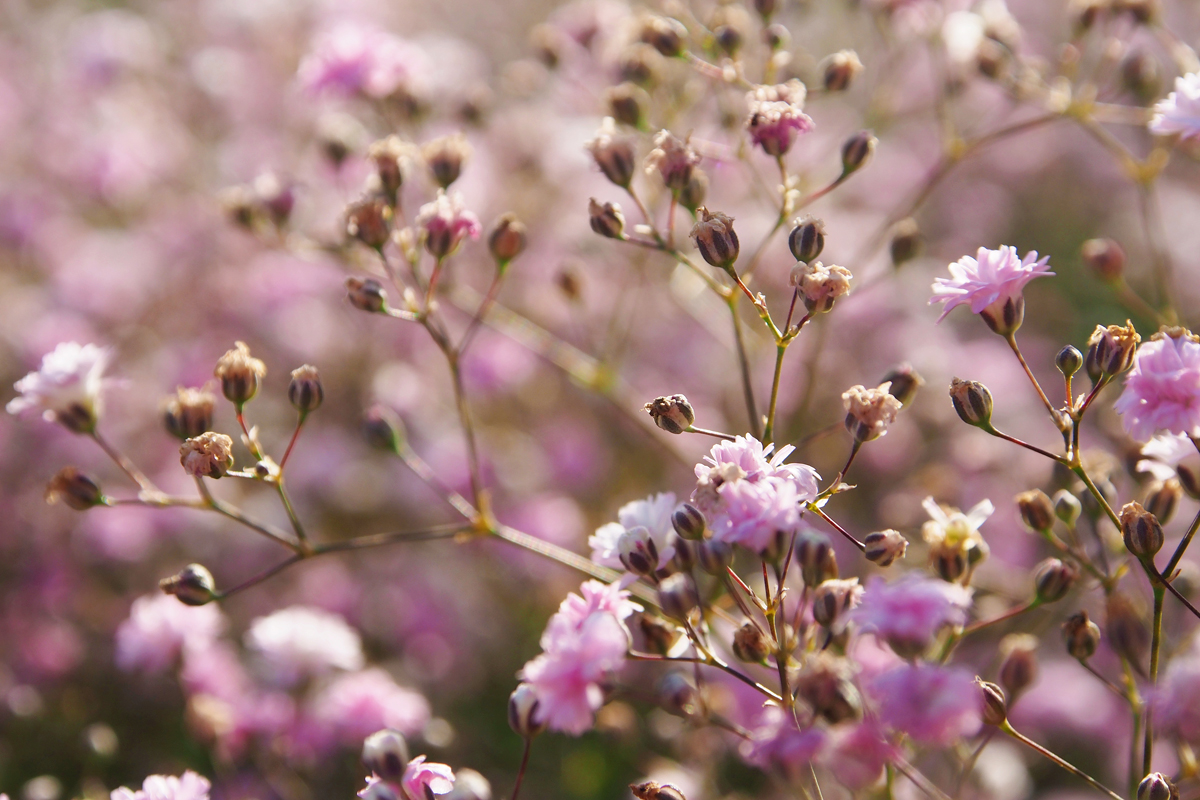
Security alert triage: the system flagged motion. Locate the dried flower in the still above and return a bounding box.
[931,246,1054,334]
[690,208,739,270]
[45,467,104,510]
[1121,501,1165,559]
[346,197,393,250]
[368,137,410,204]
[603,84,648,128]
[8,342,110,433]
[790,261,852,313]
[1085,320,1141,384]
[163,387,215,441]
[422,132,471,189]
[180,432,235,479]
[214,342,266,406]
[586,118,637,188]
[1062,610,1101,659]
[1115,327,1200,442]
[588,198,625,239]
[842,383,903,442]
[949,378,993,428]
[638,16,687,57]
[644,395,694,434]
[645,131,700,192]
[486,213,526,269]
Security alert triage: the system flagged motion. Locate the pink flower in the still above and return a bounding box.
[244,606,365,686]
[823,721,898,791]
[1114,331,1200,442]
[1150,651,1200,743]
[308,668,431,745]
[589,492,677,571]
[115,593,226,673]
[110,771,211,800]
[930,246,1053,326]
[520,580,637,734]
[741,706,826,779]
[745,81,813,157]
[401,756,456,800]
[7,342,110,431]
[1150,73,1200,141]
[1137,433,1196,481]
[297,22,422,99]
[416,191,482,258]
[850,575,972,658]
[868,664,982,745]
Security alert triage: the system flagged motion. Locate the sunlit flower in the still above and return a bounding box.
[869,664,982,745]
[930,246,1053,330]
[745,80,813,157]
[850,574,972,657]
[401,756,455,800]
[7,342,110,432]
[589,492,677,571]
[297,22,422,99]
[308,668,431,744]
[417,191,482,258]
[110,771,211,800]
[245,606,365,685]
[741,705,827,779]
[1114,329,1200,442]
[1150,73,1200,141]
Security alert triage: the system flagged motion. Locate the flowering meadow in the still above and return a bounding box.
[4,0,1200,799]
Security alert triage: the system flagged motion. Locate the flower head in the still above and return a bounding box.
[930,246,1053,333]
[1137,433,1195,481]
[850,574,973,658]
[921,496,993,580]
[1114,329,1200,442]
[589,492,677,572]
[245,606,365,686]
[298,22,421,99]
[180,432,234,479]
[110,771,211,800]
[416,191,482,259]
[1150,73,1200,141]
[115,593,226,673]
[869,664,982,745]
[401,756,455,800]
[745,80,813,157]
[741,705,827,779]
[309,668,431,745]
[7,342,110,432]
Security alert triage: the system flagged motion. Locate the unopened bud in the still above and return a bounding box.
[508,684,545,739]
[214,341,266,406]
[998,634,1039,698]
[488,213,527,266]
[812,578,862,629]
[160,563,216,606]
[977,679,1008,726]
[1106,593,1149,669]
[639,17,687,57]
[690,207,740,270]
[180,432,235,479]
[863,529,907,567]
[346,197,392,250]
[45,467,104,510]
[679,169,708,214]
[840,131,876,175]
[363,405,406,452]
[1055,345,1083,379]
[889,218,922,265]
[1070,0,1105,33]
[931,546,968,583]
[163,387,215,441]
[1062,610,1101,660]
[714,25,742,57]
[788,216,825,263]
[842,383,902,443]
[763,23,789,50]
[620,44,663,86]
[658,672,698,715]
[588,198,625,239]
[821,50,863,91]
[644,394,695,434]
[368,137,407,205]
[422,133,471,189]
[881,364,923,407]
[658,573,700,621]
[288,365,324,414]
[672,503,706,541]
[346,277,388,313]
[639,614,680,656]
[1016,489,1055,532]
[1178,464,1200,500]
[696,538,732,575]
[795,532,838,588]
[794,655,863,724]
[672,538,695,572]
[1081,238,1126,283]
[1143,479,1181,526]
[619,526,660,577]
[1054,490,1082,526]
[1138,773,1177,800]
[949,378,993,428]
[1085,320,1140,384]
[732,622,772,663]
[588,127,637,187]
[362,729,410,781]
[604,84,649,129]
[753,0,778,21]
[1034,558,1078,603]
[1121,501,1164,559]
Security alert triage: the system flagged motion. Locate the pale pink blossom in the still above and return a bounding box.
[745,81,813,157]
[1150,73,1200,141]
[416,191,482,258]
[850,575,972,657]
[402,755,456,800]
[868,663,982,745]
[297,22,423,99]
[741,705,826,779]
[1114,332,1200,442]
[245,606,365,685]
[930,246,1053,323]
[309,668,431,743]
[110,771,211,800]
[589,491,678,571]
[1137,433,1195,480]
[1151,653,1200,743]
[115,593,226,673]
[7,342,110,430]
[824,721,898,791]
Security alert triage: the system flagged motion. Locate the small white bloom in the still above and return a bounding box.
[245,605,365,685]
[1137,433,1196,481]
[1150,73,1200,142]
[7,342,110,431]
[589,492,677,571]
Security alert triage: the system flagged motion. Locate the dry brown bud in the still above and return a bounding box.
[45,467,103,510]
[180,432,235,479]
[163,387,216,441]
[214,342,266,406]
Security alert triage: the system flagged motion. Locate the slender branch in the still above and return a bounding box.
[192,476,300,551]
[1000,722,1124,800]
[215,555,304,599]
[509,738,532,800]
[627,651,783,702]
[983,425,1068,464]
[278,414,306,472]
[685,426,739,442]
[314,524,472,554]
[806,506,866,551]
[395,440,477,521]
[1163,507,1200,580]
[460,272,505,353]
[91,430,157,494]
[762,343,788,446]
[729,298,762,439]
[1003,333,1059,423]
[275,481,310,552]
[962,600,1040,636]
[1146,584,1165,776]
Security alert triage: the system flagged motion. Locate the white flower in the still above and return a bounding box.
[245,605,365,685]
[7,342,110,432]
[1137,433,1195,481]
[589,492,677,570]
[921,496,994,548]
[1150,73,1200,142]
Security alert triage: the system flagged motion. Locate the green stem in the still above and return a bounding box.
[728,297,762,439]
[1162,507,1200,580]
[762,342,788,445]
[1000,722,1125,800]
[1145,583,1165,776]
[1004,332,1060,424]
[193,476,299,552]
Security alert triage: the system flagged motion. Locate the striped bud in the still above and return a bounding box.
[949,378,993,428]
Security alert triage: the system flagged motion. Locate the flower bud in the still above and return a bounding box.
[732,622,772,663]
[488,213,527,266]
[672,537,695,572]
[160,563,216,606]
[359,778,401,800]
[658,672,698,715]
[931,546,968,583]
[788,216,825,263]
[714,25,742,57]
[977,679,1008,726]
[368,137,408,205]
[880,364,923,407]
[790,261,852,314]
[362,729,410,781]
[1143,479,1181,526]
[1070,0,1105,33]
[1062,610,1101,660]
[638,17,687,57]
[619,44,663,86]
[1081,238,1126,283]
[604,84,649,129]
[1121,50,1162,104]
[644,394,695,434]
[288,365,324,414]
[163,387,216,441]
[672,503,706,541]
[619,526,660,577]
[949,378,993,428]
[863,529,907,567]
[1034,558,1078,603]
[812,578,862,629]
[45,467,104,510]
[753,0,777,21]
[631,784,685,800]
[1178,464,1200,500]
[840,131,876,175]
[658,573,700,621]
[889,218,922,265]
[1121,501,1164,559]
[679,169,708,214]
[763,23,789,50]
[587,126,637,187]
[214,342,266,406]
[690,208,739,270]
[696,538,732,575]
[346,197,392,250]
[1085,320,1140,384]
[821,50,864,91]
[346,277,388,314]
[1016,489,1055,532]
[1106,593,1149,669]
[639,614,680,656]
[842,383,902,443]
[508,684,545,739]
[1053,490,1082,526]
[794,655,863,724]
[363,405,406,452]
[588,198,625,239]
[180,432,235,479]
[422,133,471,189]
[795,532,838,588]
[1138,773,1177,800]
[1056,345,1084,380]
[998,634,1038,699]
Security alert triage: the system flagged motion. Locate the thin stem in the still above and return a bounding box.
[1163,507,1200,580]
[91,430,157,494]
[314,523,474,554]
[762,343,788,446]
[627,651,783,701]
[729,298,762,439]
[1079,660,1127,699]
[510,738,532,800]
[193,476,300,552]
[1004,333,1059,423]
[275,481,310,552]
[460,272,505,354]
[962,600,1040,636]
[1000,722,1125,800]
[685,426,739,442]
[807,506,866,551]
[397,434,478,521]
[1145,584,1165,776]
[1072,465,1122,530]
[1137,181,1177,324]
[985,426,1068,464]
[278,414,306,472]
[425,256,447,309]
[215,555,304,599]
[235,409,265,461]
